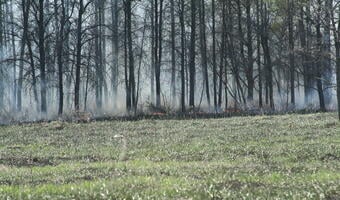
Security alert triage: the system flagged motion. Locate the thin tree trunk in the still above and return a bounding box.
[189,0,196,108]
[199,0,210,108]
[316,0,326,111]
[170,0,176,106]
[111,0,119,109]
[257,0,263,108]
[261,3,274,110]
[56,0,66,115]
[288,0,295,106]
[75,0,85,111]
[0,0,3,108]
[155,0,164,108]
[212,0,217,111]
[218,0,226,109]
[38,0,47,114]
[335,10,340,119]
[246,0,254,102]
[179,0,185,112]
[323,0,333,107]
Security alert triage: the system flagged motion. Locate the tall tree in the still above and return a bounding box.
[288,0,295,105]
[170,0,176,105]
[246,0,254,102]
[256,0,263,108]
[0,0,3,109]
[75,0,88,111]
[218,0,227,109]
[17,0,29,112]
[189,0,197,108]
[154,0,164,108]
[198,0,210,108]
[179,0,185,112]
[212,0,217,111]
[111,0,119,109]
[55,0,68,115]
[36,0,48,114]
[124,0,135,111]
[316,0,326,111]
[261,2,274,110]
[332,3,340,119]
[323,0,333,107]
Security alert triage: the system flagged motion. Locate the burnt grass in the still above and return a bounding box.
[0,112,339,199]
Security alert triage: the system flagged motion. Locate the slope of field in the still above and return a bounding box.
[0,113,339,199]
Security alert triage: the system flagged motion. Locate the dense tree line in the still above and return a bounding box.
[0,0,340,119]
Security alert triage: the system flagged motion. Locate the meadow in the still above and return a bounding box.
[0,113,339,199]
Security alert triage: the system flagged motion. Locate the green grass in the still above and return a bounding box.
[0,113,339,199]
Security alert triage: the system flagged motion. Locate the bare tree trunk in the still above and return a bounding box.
[288,0,295,106]
[299,6,310,104]
[334,9,340,119]
[170,0,176,106]
[218,0,226,109]
[124,0,135,111]
[75,0,85,111]
[316,0,326,111]
[323,0,333,107]
[236,0,246,106]
[246,0,254,102]
[56,0,66,115]
[0,0,3,108]
[9,0,16,111]
[212,0,217,111]
[189,0,196,108]
[94,0,104,110]
[257,0,263,108]
[17,0,30,112]
[111,0,119,109]
[337,42,340,119]
[37,0,47,114]
[179,0,185,112]
[198,0,210,108]
[154,0,164,108]
[150,0,155,104]
[124,2,130,111]
[261,3,274,110]
[128,0,135,111]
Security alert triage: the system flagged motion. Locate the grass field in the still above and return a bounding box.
[0,113,339,199]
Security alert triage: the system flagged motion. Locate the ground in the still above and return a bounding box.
[0,113,339,199]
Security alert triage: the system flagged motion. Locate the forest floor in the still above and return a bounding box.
[0,113,339,199]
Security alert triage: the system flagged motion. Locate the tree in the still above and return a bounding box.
[0,0,3,109]
[189,0,197,108]
[55,0,68,115]
[212,0,217,111]
[111,0,119,110]
[316,0,326,111]
[198,0,210,108]
[323,0,333,107]
[179,0,186,112]
[170,0,176,105]
[153,0,164,108]
[123,0,135,111]
[246,0,254,102]
[288,0,295,106]
[331,2,340,119]
[260,2,274,110]
[75,0,88,111]
[35,0,48,114]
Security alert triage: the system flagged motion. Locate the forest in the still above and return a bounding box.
[0,0,340,121]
